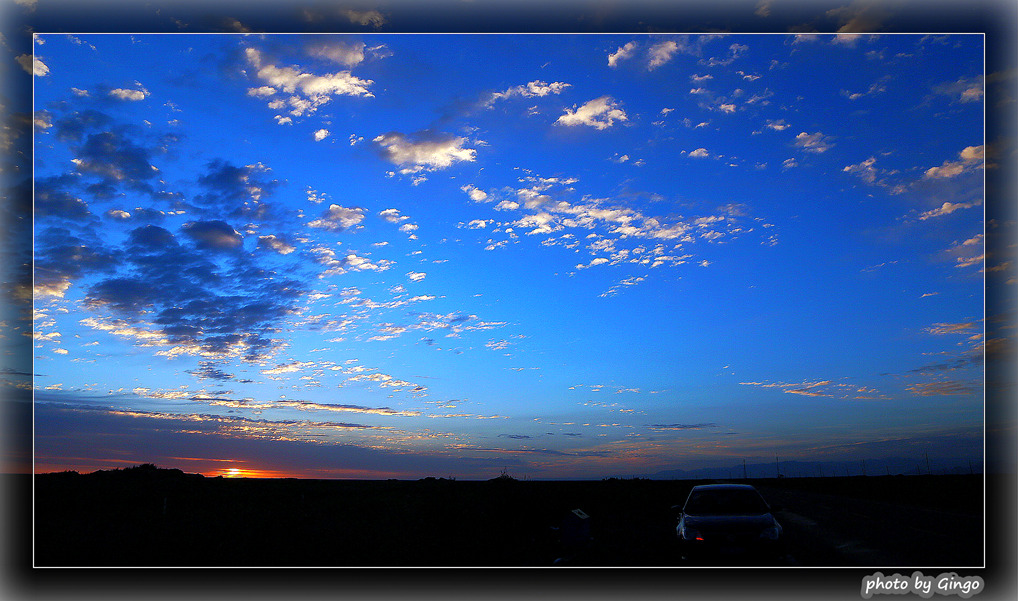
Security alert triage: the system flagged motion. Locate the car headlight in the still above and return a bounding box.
[759,525,781,540]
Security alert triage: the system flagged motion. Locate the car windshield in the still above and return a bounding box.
[683,488,770,516]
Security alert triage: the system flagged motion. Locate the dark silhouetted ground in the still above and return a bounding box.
[32,466,984,567]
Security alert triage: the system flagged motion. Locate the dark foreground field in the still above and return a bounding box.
[33,467,984,567]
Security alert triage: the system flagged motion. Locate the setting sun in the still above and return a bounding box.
[209,466,281,479]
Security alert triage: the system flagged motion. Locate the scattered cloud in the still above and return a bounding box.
[794,131,834,153]
[919,201,980,220]
[373,131,477,174]
[648,423,719,431]
[461,185,488,202]
[607,41,638,68]
[906,380,977,396]
[484,80,571,107]
[109,87,148,101]
[555,96,627,130]
[647,40,680,70]
[923,145,983,179]
[258,234,296,255]
[245,46,374,121]
[842,77,888,100]
[307,204,366,232]
[306,40,372,67]
[933,75,984,104]
[181,220,243,251]
[19,53,49,76]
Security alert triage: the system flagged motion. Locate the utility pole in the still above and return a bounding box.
[775,455,780,478]
[743,459,748,480]
[925,451,932,476]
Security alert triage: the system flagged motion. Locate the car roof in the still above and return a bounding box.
[689,483,759,492]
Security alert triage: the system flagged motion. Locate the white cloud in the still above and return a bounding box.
[555,96,627,130]
[373,131,477,173]
[261,361,314,375]
[18,53,48,76]
[515,211,560,235]
[843,156,879,183]
[576,257,610,269]
[313,128,330,141]
[407,271,426,282]
[687,148,710,158]
[959,146,984,161]
[794,131,833,153]
[924,145,983,179]
[306,41,367,67]
[647,40,679,70]
[35,279,72,298]
[919,201,980,220]
[944,235,984,269]
[307,204,366,232]
[705,43,749,67]
[608,41,638,68]
[843,79,887,100]
[831,34,864,47]
[765,119,789,131]
[247,86,276,97]
[245,47,374,120]
[378,208,409,224]
[314,248,393,277]
[485,80,571,107]
[258,234,296,254]
[461,185,488,202]
[33,111,52,131]
[109,87,147,101]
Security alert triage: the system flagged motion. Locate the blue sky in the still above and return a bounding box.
[30,33,985,479]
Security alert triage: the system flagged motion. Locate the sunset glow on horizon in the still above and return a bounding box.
[28,32,986,481]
